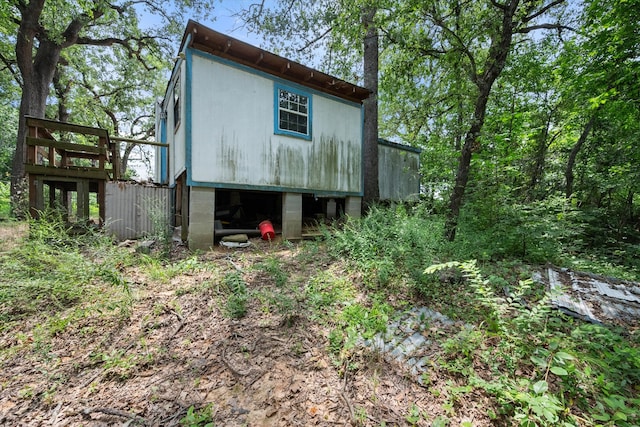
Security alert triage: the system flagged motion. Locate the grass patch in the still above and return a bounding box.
[0,214,133,323]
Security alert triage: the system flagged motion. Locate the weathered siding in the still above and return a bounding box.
[159,63,186,186]
[378,142,421,201]
[105,182,172,240]
[189,54,362,195]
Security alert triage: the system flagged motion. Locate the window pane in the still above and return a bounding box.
[277,88,309,135]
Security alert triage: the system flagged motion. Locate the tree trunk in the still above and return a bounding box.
[565,115,595,199]
[362,7,379,211]
[120,143,136,177]
[11,62,58,214]
[11,0,62,214]
[444,0,520,241]
[444,83,492,241]
[527,109,556,200]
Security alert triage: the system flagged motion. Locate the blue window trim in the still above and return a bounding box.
[274,83,312,141]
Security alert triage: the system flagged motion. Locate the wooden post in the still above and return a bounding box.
[98,180,105,225]
[76,180,90,221]
[27,123,38,218]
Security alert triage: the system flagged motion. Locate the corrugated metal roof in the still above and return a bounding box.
[535,267,640,326]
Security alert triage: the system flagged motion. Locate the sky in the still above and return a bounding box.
[139,0,273,50]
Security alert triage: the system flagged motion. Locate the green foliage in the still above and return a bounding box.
[0,181,9,219]
[339,298,392,340]
[328,204,443,287]
[144,196,173,258]
[222,272,248,319]
[255,256,289,287]
[0,214,132,322]
[426,261,639,426]
[141,256,203,283]
[456,194,585,264]
[306,271,357,316]
[180,404,215,427]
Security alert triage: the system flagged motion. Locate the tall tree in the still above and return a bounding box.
[435,0,570,241]
[1,0,215,213]
[362,6,379,208]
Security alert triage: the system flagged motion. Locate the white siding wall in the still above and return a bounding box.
[189,55,362,194]
[173,65,187,181]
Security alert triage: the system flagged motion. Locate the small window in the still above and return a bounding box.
[173,76,181,132]
[275,85,311,140]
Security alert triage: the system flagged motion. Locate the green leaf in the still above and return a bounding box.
[592,413,610,421]
[533,380,548,394]
[612,411,628,421]
[554,351,575,361]
[550,366,568,376]
[530,356,548,368]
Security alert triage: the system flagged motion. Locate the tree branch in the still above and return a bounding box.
[75,36,158,71]
[517,23,575,34]
[0,52,22,87]
[297,26,333,53]
[59,4,110,48]
[490,0,507,10]
[523,0,566,23]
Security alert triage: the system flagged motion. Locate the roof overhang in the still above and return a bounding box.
[180,20,371,104]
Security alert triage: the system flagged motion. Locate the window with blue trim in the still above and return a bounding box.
[173,76,181,132]
[275,85,311,139]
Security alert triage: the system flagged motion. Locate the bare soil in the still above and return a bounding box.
[0,232,495,427]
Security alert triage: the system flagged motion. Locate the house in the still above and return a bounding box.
[155,21,419,250]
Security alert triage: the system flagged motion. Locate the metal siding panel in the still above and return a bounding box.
[378,144,421,201]
[105,182,171,240]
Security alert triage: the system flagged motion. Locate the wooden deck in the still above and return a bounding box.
[25,116,120,223]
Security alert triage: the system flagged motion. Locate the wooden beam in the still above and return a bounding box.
[110,136,168,147]
[26,116,108,138]
[25,164,110,180]
[26,137,106,155]
[255,52,264,65]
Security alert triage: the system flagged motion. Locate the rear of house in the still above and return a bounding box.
[155,21,369,249]
[155,21,421,250]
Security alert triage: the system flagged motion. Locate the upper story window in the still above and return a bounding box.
[173,76,181,132]
[275,84,312,140]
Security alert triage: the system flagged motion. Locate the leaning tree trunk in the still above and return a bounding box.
[362,7,379,210]
[565,115,595,199]
[443,0,520,241]
[444,83,492,241]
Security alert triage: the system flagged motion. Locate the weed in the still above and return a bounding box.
[144,195,173,258]
[405,403,426,425]
[141,255,203,283]
[18,385,34,399]
[180,404,215,426]
[255,256,289,287]
[94,349,137,379]
[305,271,356,316]
[223,272,248,319]
[0,214,131,322]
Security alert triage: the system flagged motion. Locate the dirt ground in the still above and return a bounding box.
[0,231,495,427]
